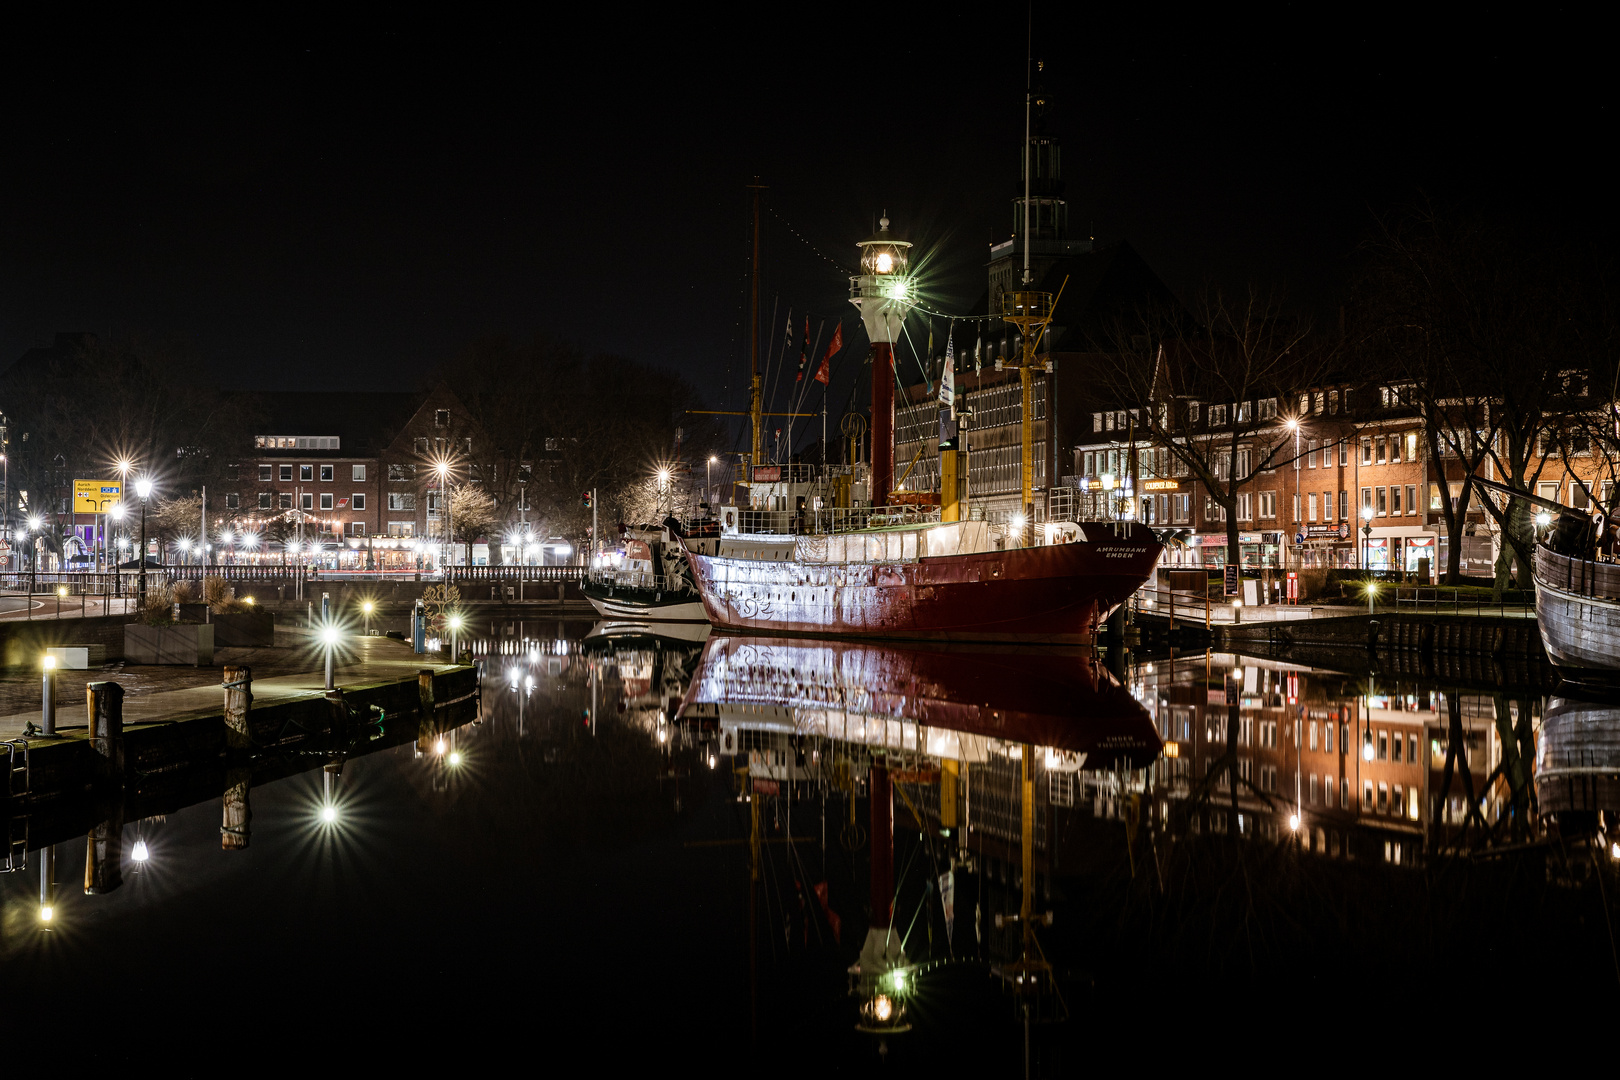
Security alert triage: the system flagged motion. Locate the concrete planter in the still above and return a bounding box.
[211,610,274,647]
[125,623,215,666]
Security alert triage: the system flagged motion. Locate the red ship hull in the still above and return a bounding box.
[685,521,1161,644]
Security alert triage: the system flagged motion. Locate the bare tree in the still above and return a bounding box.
[1361,208,1581,591]
[448,484,497,566]
[1097,286,1330,569]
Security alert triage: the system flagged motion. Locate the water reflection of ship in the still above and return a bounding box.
[1537,695,1620,834]
[678,636,1161,768]
[678,635,1161,1035]
[581,629,707,756]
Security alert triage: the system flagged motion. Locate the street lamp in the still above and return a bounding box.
[1360,503,1374,572]
[362,599,374,635]
[1287,417,1301,571]
[434,461,451,573]
[707,455,718,508]
[447,613,463,661]
[134,477,154,612]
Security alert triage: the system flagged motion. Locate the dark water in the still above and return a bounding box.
[3,619,1618,1068]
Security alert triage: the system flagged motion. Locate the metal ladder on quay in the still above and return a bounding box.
[3,740,30,873]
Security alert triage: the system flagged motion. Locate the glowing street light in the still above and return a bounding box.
[362,600,374,635]
[131,839,150,863]
[134,477,154,612]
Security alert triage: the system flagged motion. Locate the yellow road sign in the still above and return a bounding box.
[74,480,123,514]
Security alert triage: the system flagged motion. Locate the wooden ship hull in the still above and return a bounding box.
[1534,545,1620,678]
[1536,694,1620,828]
[684,520,1162,645]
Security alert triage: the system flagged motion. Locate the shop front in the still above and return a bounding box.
[1193,531,1283,569]
[1293,522,1355,569]
[1360,525,1440,578]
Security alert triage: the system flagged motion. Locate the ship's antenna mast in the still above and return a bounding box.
[1022,6,1032,286]
[748,177,767,482]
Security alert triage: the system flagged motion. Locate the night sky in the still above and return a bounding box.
[1,12,1610,413]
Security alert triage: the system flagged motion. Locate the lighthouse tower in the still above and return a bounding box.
[849,216,915,509]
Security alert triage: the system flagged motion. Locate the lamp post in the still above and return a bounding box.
[1360,504,1375,612]
[41,654,57,735]
[706,455,717,509]
[435,462,450,574]
[448,613,463,662]
[135,477,153,613]
[1287,417,1300,571]
[362,600,374,636]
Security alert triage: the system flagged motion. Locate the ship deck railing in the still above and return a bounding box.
[588,568,682,592]
[1536,543,1620,602]
[730,504,943,537]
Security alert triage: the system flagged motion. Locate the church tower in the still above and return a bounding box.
[986,63,1092,314]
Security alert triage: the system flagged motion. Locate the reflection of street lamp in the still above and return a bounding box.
[135,478,154,612]
[320,623,340,691]
[448,613,463,661]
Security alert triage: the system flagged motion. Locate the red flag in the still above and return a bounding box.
[815,324,842,385]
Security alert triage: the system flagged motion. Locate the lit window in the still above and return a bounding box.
[352,465,366,482]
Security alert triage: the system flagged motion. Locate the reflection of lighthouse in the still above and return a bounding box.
[849,217,915,509]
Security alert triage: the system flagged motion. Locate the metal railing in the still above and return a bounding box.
[1393,587,1534,616]
[1135,588,1219,628]
[729,504,943,536]
[587,568,679,591]
[1,571,126,595]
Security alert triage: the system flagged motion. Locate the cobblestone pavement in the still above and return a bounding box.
[0,629,459,740]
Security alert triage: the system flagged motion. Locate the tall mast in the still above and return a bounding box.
[747,178,767,482]
[1022,25,1033,287]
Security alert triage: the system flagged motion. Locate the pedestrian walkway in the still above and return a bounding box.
[0,631,460,741]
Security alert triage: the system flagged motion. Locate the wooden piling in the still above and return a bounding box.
[223,665,253,750]
[86,680,125,781]
[83,806,125,894]
[221,766,252,850]
[419,668,436,733]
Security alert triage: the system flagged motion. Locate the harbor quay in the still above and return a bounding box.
[2,630,477,807]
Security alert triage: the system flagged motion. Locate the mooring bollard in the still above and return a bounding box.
[222,665,253,751]
[86,681,126,781]
[41,655,57,735]
[221,766,252,851]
